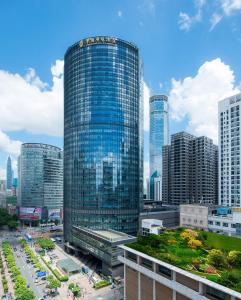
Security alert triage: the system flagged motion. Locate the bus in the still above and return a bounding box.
[25,233,32,242]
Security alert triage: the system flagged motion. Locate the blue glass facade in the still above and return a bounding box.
[149,95,169,199]
[19,143,63,210]
[6,156,13,190]
[64,37,143,241]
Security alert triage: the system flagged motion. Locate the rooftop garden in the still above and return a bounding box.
[127,228,241,293]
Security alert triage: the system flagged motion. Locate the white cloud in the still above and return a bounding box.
[0,168,5,180]
[144,160,150,188]
[210,13,223,30]
[179,0,205,31]
[169,58,239,143]
[0,60,63,137]
[143,81,151,132]
[0,130,21,156]
[117,10,123,17]
[138,0,156,15]
[221,0,241,15]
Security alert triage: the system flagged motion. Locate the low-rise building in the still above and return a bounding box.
[119,232,241,300]
[208,207,241,237]
[180,204,210,230]
[65,226,136,277]
[141,219,163,236]
[140,204,179,231]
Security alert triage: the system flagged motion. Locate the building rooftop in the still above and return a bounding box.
[73,226,136,243]
[58,258,81,273]
[93,230,130,241]
[126,228,241,294]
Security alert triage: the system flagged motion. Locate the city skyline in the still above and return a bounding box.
[0,0,241,183]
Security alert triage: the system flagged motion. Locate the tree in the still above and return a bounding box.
[7,220,18,230]
[207,249,226,268]
[37,238,55,250]
[227,251,241,267]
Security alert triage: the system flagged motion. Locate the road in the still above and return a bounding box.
[8,236,46,299]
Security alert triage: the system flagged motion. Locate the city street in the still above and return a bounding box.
[5,235,46,299]
[0,231,124,300]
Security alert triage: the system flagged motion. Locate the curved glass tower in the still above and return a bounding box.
[64,36,143,241]
[149,95,169,200]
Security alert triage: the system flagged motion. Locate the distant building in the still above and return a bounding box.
[219,93,241,207]
[149,95,169,200]
[19,143,63,221]
[6,156,13,190]
[162,145,171,204]
[0,180,6,192]
[163,132,218,205]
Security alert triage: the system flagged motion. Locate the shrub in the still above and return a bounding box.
[227,251,241,267]
[188,239,202,249]
[94,280,111,289]
[207,249,226,268]
[181,229,198,241]
[204,265,217,274]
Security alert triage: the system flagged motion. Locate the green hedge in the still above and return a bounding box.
[42,257,68,282]
[93,280,111,289]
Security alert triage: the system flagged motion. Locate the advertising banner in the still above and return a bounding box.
[48,208,61,220]
[19,207,42,220]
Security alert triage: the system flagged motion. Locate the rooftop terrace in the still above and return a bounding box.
[127,228,241,293]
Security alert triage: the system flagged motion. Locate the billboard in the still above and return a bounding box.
[19,207,42,220]
[48,208,61,220]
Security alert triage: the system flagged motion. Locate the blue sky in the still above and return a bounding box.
[0,0,241,180]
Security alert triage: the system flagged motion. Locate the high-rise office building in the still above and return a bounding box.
[6,156,13,190]
[149,95,169,200]
[19,143,63,213]
[162,145,171,204]
[219,93,241,207]
[191,137,218,205]
[64,36,143,244]
[162,132,218,205]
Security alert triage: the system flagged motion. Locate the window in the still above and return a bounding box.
[223,222,229,227]
[140,257,153,270]
[205,286,228,300]
[127,251,137,262]
[215,222,221,226]
[157,265,172,279]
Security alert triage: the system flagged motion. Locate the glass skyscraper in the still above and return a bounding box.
[19,143,63,210]
[149,95,169,200]
[64,36,143,242]
[6,156,13,190]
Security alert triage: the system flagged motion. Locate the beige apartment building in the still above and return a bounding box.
[180,204,209,230]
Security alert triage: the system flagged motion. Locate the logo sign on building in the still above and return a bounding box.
[48,208,61,220]
[19,207,42,220]
[79,37,116,48]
